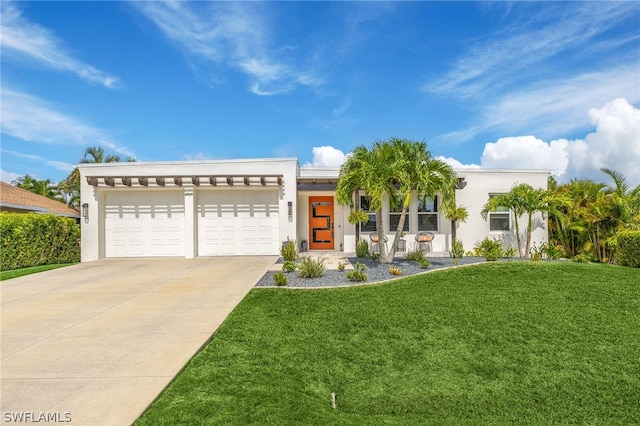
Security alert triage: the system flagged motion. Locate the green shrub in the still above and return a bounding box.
[571,253,593,263]
[337,262,345,272]
[449,240,464,259]
[282,260,297,273]
[615,230,640,268]
[280,241,298,262]
[355,239,369,258]
[297,256,325,278]
[474,237,503,261]
[503,247,517,258]
[346,262,367,282]
[0,213,80,271]
[417,259,431,269]
[405,249,425,261]
[273,272,287,286]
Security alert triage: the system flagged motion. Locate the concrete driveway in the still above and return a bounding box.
[1,256,276,425]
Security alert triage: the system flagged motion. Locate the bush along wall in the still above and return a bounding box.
[615,230,640,268]
[0,213,80,271]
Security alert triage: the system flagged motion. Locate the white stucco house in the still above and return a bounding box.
[78,158,549,261]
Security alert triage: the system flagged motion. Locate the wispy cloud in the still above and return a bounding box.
[425,2,638,99]
[1,149,74,173]
[0,1,120,89]
[134,1,322,95]
[1,168,21,184]
[0,87,135,158]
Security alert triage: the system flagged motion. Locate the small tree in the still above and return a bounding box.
[444,205,468,248]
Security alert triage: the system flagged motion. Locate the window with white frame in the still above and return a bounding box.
[417,196,438,231]
[488,194,510,231]
[389,198,410,232]
[359,195,377,232]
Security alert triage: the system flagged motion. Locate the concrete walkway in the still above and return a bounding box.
[1,257,275,425]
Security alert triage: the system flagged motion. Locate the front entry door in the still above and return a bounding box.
[309,196,334,250]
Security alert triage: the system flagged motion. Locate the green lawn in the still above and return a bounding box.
[136,262,640,425]
[0,263,74,281]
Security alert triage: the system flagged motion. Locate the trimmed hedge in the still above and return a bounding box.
[0,213,80,271]
[615,230,640,268]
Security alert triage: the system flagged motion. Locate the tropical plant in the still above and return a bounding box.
[417,259,431,269]
[80,146,122,164]
[280,241,298,262]
[449,240,464,259]
[336,138,457,264]
[297,256,325,278]
[12,175,64,202]
[444,205,468,248]
[473,238,503,261]
[273,272,287,286]
[404,249,425,261]
[389,267,402,276]
[346,262,367,282]
[282,260,297,273]
[355,240,369,258]
[548,169,639,262]
[482,183,569,258]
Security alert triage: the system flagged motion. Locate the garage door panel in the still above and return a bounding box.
[105,191,185,258]
[198,190,279,256]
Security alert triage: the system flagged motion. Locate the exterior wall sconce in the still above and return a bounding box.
[82,203,89,223]
[288,201,293,222]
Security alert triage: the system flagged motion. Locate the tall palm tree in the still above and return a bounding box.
[384,138,457,262]
[80,146,122,164]
[12,175,64,202]
[337,138,457,263]
[337,142,399,262]
[482,183,566,258]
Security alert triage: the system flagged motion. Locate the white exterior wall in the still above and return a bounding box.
[455,169,550,256]
[79,158,298,262]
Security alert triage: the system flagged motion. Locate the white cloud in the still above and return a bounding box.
[0,87,135,158]
[1,168,21,184]
[307,146,346,167]
[135,2,321,96]
[425,2,638,99]
[1,149,74,173]
[0,1,120,89]
[481,66,640,140]
[436,156,481,169]
[479,98,640,185]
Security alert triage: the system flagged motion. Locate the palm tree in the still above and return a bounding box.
[80,146,122,164]
[336,142,399,263]
[444,205,468,248]
[384,138,457,263]
[337,138,457,264]
[482,183,565,258]
[12,175,64,202]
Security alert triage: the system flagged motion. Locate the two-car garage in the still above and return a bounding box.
[79,158,297,262]
[103,188,280,258]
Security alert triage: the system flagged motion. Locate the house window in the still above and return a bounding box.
[488,194,510,231]
[389,198,409,232]
[418,196,438,231]
[359,195,377,232]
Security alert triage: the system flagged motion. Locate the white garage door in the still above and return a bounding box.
[198,190,279,256]
[105,191,185,257]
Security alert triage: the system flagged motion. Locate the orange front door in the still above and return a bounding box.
[309,196,334,250]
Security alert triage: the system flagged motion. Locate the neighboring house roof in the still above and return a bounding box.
[0,182,80,218]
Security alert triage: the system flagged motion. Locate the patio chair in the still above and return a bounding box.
[369,232,388,253]
[415,231,434,253]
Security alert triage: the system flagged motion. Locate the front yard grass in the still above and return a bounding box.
[136,262,639,425]
[0,263,74,281]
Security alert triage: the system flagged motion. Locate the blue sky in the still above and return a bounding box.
[2,1,639,186]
